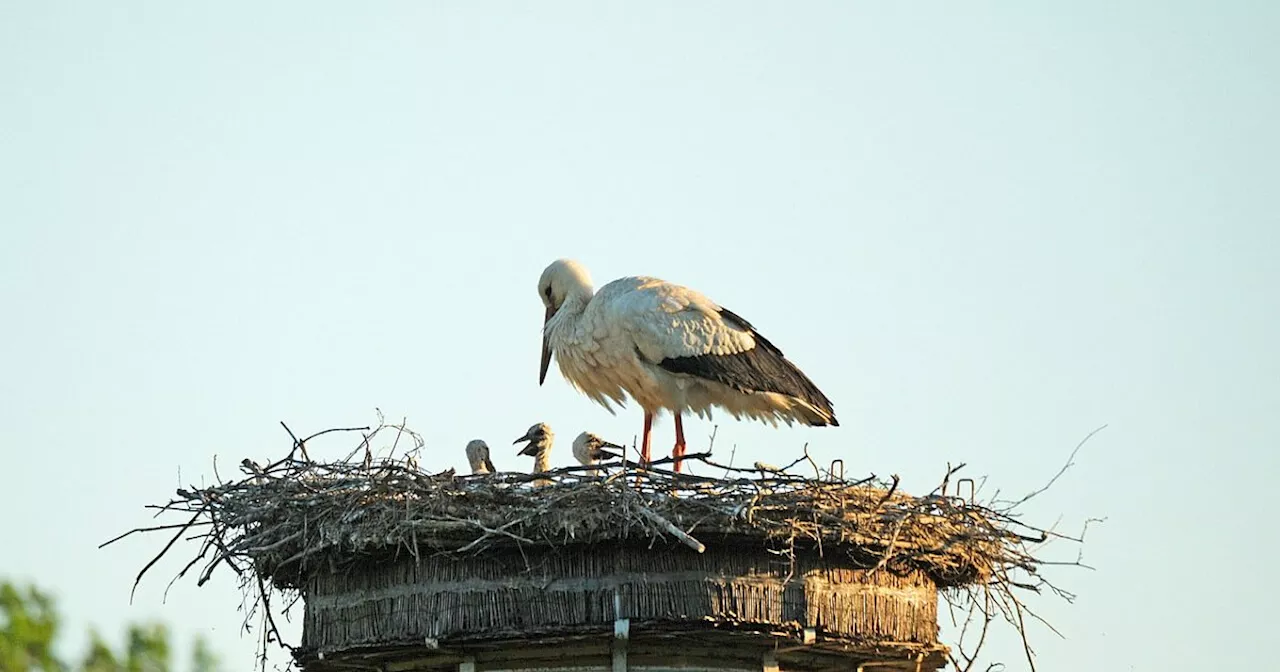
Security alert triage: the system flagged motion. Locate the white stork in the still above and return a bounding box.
[572,431,624,476]
[536,259,838,473]
[513,422,555,482]
[464,439,495,475]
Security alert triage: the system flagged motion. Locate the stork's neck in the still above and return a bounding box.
[530,434,554,473]
[560,288,592,317]
[546,292,591,345]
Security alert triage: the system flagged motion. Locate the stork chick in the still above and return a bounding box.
[572,431,624,476]
[535,258,838,473]
[513,422,554,484]
[464,439,496,475]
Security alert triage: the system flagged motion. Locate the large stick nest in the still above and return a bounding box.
[119,424,1060,596]
[107,418,1098,672]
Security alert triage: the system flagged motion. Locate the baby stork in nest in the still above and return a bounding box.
[572,431,624,477]
[464,439,495,475]
[513,422,554,486]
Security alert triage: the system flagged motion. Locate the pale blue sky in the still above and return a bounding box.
[2,2,1277,670]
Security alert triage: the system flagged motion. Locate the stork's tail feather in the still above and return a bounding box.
[794,398,839,427]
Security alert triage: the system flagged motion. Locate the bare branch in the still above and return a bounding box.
[1004,424,1107,509]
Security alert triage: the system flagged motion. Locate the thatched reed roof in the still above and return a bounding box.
[297,622,953,672]
[296,540,950,667]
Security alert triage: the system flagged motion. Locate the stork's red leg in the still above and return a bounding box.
[673,412,687,473]
[641,411,653,466]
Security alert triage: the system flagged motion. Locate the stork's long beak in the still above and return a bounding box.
[513,432,537,456]
[538,305,554,385]
[597,441,624,459]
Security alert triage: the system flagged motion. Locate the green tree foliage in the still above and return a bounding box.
[79,632,118,672]
[189,639,217,672]
[0,582,61,671]
[124,624,169,672]
[1,580,221,672]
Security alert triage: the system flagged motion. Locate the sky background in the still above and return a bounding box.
[2,2,1277,670]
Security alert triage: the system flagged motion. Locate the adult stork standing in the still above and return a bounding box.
[535,259,838,473]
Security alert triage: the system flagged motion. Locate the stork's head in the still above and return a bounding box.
[513,422,554,457]
[537,259,593,385]
[572,431,623,466]
[464,439,494,474]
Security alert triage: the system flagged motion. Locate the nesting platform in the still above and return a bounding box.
[130,445,1050,672]
[299,543,947,671]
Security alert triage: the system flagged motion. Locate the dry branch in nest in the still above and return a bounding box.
[103,417,1096,672]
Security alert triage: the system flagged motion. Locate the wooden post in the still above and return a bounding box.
[612,618,630,672]
[762,650,779,672]
[613,588,629,672]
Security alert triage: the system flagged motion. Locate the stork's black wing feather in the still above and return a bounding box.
[655,307,837,426]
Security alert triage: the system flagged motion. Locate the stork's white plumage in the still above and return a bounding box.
[536,259,837,472]
[464,439,495,475]
[572,431,624,476]
[513,422,554,484]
